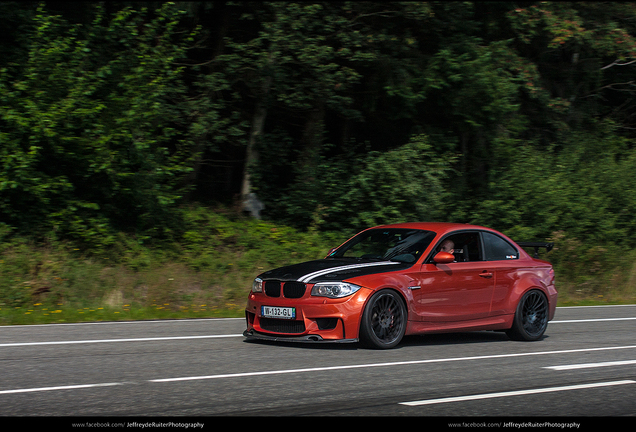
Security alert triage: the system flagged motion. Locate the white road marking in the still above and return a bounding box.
[557,304,636,308]
[0,305,634,398]
[399,380,636,406]
[0,334,243,347]
[149,344,636,383]
[2,345,636,396]
[551,317,636,323]
[0,316,634,347]
[0,382,123,395]
[0,304,631,329]
[544,359,636,370]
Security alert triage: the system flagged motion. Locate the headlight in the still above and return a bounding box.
[252,277,263,293]
[311,282,361,299]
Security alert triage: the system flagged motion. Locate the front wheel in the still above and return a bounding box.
[506,289,549,341]
[359,289,407,349]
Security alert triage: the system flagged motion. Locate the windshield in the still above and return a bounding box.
[329,229,435,263]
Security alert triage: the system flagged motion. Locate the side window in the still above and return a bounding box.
[482,232,518,261]
[433,232,482,262]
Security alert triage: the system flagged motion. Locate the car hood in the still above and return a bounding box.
[257,258,412,283]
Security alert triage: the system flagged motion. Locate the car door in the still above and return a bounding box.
[410,231,496,322]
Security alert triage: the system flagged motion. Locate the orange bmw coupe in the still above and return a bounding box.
[244,222,556,349]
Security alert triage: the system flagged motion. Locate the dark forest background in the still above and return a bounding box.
[1,2,636,317]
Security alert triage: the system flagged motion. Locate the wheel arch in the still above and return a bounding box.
[506,270,556,319]
[506,287,550,341]
[357,286,409,349]
[346,273,415,323]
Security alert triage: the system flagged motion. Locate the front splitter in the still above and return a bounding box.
[243,330,358,344]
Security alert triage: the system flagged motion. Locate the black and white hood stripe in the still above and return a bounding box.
[297,261,402,283]
[257,259,408,284]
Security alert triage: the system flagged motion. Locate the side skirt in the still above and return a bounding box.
[405,314,514,335]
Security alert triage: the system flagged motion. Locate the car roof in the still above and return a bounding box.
[368,222,492,235]
[356,222,536,261]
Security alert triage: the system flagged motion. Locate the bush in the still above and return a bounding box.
[0,207,346,324]
[0,3,196,247]
[471,124,636,248]
[254,133,456,231]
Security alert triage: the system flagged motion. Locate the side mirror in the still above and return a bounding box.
[433,251,454,264]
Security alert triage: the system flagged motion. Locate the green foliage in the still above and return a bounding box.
[1,206,633,326]
[252,133,455,230]
[471,121,636,246]
[0,3,197,248]
[321,134,456,229]
[179,205,343,271]
[0,207,343,324]
[1,1,636,315]
[217,2,368,119]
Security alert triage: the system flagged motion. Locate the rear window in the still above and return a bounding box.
[482,232,518,260]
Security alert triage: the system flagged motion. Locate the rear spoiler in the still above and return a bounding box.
[517,242,554,258]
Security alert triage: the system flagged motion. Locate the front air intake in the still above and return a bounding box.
[259,318,306,333]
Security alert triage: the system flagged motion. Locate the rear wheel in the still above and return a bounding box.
[359,289,407,349]
[506,289,549,341]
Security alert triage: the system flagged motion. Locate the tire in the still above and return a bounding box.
[359,289,407,349]
[506,289,549,341]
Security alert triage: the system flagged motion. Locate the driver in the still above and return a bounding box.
[438,239,455,254]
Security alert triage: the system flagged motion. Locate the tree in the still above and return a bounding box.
[507,2,636,141]
[214,2,371,210]
[0,3,197,247]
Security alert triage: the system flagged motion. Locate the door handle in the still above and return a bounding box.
[479,271,493,278]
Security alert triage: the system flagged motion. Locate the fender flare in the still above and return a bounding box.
[506,275,555,320]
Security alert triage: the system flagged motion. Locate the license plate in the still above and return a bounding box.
[261,306,296,319]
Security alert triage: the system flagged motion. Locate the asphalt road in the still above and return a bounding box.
[1,305,635,422]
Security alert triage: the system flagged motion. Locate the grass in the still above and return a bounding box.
[1,208,634,326]
[1,303,244,326]
[0,208,345,325]
[544,231,636,307]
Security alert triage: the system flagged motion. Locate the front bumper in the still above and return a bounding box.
[244,286,373,342]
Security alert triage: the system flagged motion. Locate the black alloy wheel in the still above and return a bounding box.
[359,289,407,349]
[506,289,549,341]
